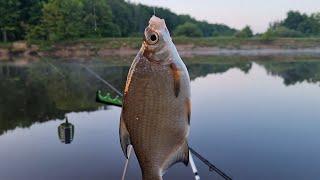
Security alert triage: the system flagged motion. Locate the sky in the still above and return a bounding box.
[130,0,320,33]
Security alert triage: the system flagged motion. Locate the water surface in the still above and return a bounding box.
[0,57,320,180]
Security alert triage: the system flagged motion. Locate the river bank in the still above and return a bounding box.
[1,37,320,60]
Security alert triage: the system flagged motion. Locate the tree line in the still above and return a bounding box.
[205,10,320,39]
[0,0,236,42]
[238,11,320,39]
[0,0,320,42]
[262,11,320,38]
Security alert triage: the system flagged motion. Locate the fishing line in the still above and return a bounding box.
[43,58,66,78]
[79,64,123,97]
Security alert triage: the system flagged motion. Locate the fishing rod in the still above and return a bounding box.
[121,145,133,180]
[190,148,232,180]
[82,65,233,180]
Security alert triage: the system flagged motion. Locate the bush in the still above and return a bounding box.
[260,30,274,41]
[235,26,253,38]
[265,26,303,38]
[174,22,203,37]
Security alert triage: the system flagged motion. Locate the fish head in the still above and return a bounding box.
[142,15,175,65]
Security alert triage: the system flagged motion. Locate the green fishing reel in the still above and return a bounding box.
[96,90,123,107]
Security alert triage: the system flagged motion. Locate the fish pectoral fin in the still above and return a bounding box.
[170,63,181,97]
[162,140,189,173]
[119,116,131,159]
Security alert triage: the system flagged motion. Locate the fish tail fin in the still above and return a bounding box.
[161,140,189,173]
[119,115,131,159]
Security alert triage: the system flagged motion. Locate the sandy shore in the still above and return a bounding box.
[1,41,320,60]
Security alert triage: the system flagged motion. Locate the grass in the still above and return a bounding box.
[173,37,320,48]
[0,42,12,48]
[3,37,320,52]
[56,37,320,49]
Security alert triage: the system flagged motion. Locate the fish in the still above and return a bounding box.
[120,15,191,180]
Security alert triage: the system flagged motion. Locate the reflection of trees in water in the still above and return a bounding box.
[0,62,129,135]
[187,62,252,80]
[0,60,251,135]
[257,61,320,86]
[1,59,319,135]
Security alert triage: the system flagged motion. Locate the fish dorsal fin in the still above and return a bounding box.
[161,140,189,175]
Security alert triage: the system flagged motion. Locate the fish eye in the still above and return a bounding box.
[146,32,159,45]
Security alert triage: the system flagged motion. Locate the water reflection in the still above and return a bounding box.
[0,60,128,135]
[258,61,320,85]
[1,58,320,136]
[0,57,320,179]
[58,117,74,144]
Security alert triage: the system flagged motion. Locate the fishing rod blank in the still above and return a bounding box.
[121,145,133,180]
[190,148,232,180]
[189,151,200,180]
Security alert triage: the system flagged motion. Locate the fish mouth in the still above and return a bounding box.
[148,15,167,30]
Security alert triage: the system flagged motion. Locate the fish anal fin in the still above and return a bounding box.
[170,63,181,97]
[119,116,131,159]
[161,141,189,174]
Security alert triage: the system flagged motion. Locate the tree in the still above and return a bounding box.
[297,18,318,35]
[312,12,320,35]
[282,11,307,30]
[0,0,21,42]
[106,0,133,36]
[39,0,85,41]
[18,0,48,39]
[10,0,238,41]
[267,11,320,37]
[235,26,253,38]
[174,22,203,37]
[83,0,119,37]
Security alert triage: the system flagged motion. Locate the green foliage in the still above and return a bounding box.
[42,0,85,41]
[297,16,319,35]
[82,0,119,37]
[267,11,320,37]
[283,11,307,30]
[0,0,48,42]
[263,26,303,38]
[1,0,237,41]
[260,30,275,41]
[0,0,21,42]
[235,26,253,38]
[3,1,320,42]
[174,22,203,37]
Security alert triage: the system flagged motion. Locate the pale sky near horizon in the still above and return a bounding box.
[130,0,320,33]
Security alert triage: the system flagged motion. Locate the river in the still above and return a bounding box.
[0,56,320,180]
